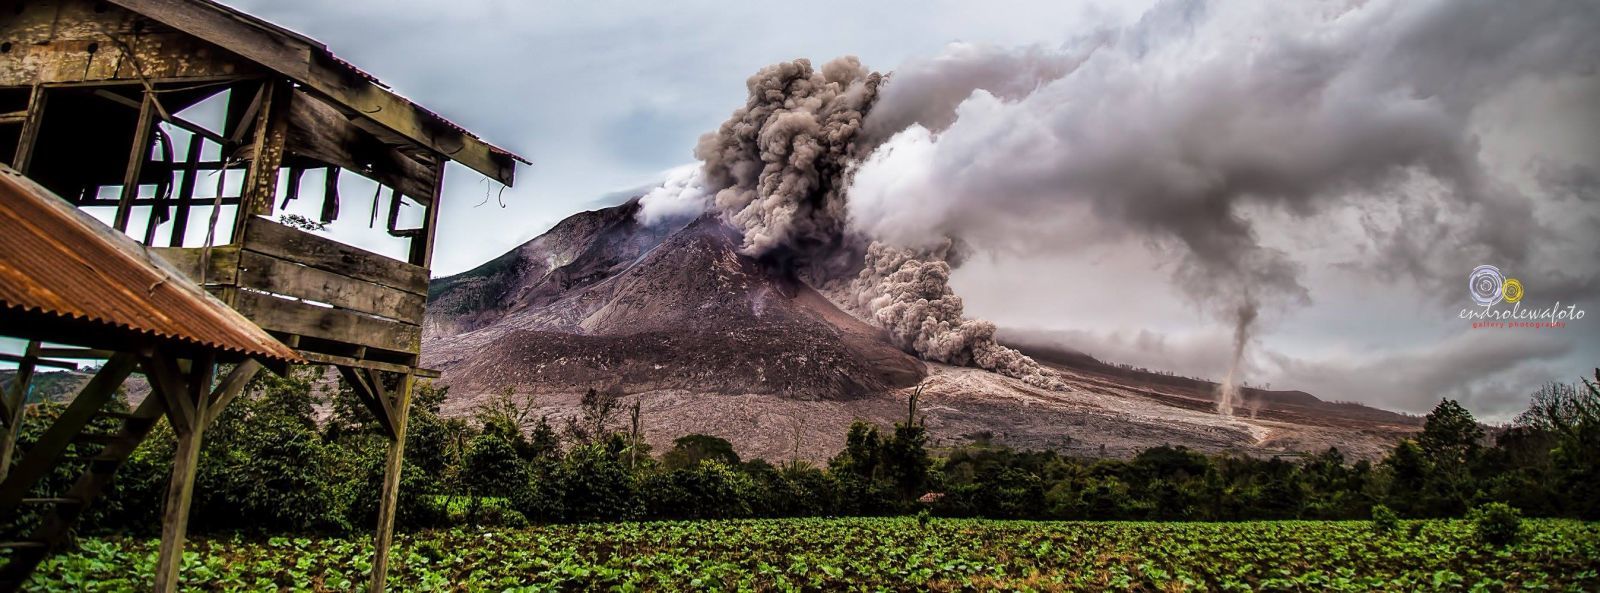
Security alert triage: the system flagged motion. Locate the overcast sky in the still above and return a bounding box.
[207,0,1598,420]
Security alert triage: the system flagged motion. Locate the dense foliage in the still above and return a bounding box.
[3,369,1597,539]
[26,517,1600,591]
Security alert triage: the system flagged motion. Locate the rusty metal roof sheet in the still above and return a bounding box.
[0,166,301,363]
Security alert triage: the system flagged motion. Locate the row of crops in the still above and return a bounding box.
[28,517,1600,591]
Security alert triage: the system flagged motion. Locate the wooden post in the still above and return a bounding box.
[11,86,46,173]
[408,160,447,267]
[369,371,413,593]
[232,80,290,243]
[144,351,213,593]
[114,92,157,233]
[0,341,40,484]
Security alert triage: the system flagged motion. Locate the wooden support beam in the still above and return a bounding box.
[233,80,289,243]
[0,342,40,484]
[91,89,228,146]
[368,371,413,593]
[0,395,169,588]
[168,132,205,246]
[11,86,45,173]
[336,365,396,440]
[34,348,116,360]
[114,93,157,233]
[153,410,202,593]
[0,352,74,372]
[411,160,447,267]
[294,350,439,378]
[148,351,212,593]
[140,352,195,433]
[203,361,261,429]
[0,354,135,513]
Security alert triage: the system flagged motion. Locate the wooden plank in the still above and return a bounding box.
[236,80,288,239]
[0,353,75,371]
[100,0,519,186]
[11,86,45,172]
[0,354,135,513]
[282,90,438,201]
[295,350,438,378]
[113,93,156,232]
[368,372,413,593]
[237,251,424,322]
[91,89,228,146]
[240,217,428,295]
[410,160,446,267]
[168,135,204,245]
[149,245,240,286]
[232,290,421,354]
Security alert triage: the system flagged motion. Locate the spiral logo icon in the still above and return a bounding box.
[1502,278,1524,303]
[1469,265,1504,306]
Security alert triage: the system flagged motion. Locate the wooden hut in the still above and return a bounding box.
[0,0,526,590]
[0,165,302,588]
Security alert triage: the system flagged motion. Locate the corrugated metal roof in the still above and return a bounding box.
[0,166,301,363]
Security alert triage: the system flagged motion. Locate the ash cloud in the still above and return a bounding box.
[634,0,1600,401]
[846,0,1600,406]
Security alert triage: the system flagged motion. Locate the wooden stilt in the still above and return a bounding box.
[368,371,413,593]
[144,352,213,593]
[153,417,202,593]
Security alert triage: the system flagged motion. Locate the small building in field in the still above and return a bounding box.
[0,0,526,590]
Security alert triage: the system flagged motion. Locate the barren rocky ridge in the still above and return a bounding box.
[422,200,1419,461]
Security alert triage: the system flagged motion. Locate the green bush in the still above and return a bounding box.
[1371,504,1399,534]
[1468,502,1523,546]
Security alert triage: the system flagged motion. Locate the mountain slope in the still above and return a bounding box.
[423,201,1417,461]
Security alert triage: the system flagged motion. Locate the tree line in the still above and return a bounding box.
[3,368,1596,539]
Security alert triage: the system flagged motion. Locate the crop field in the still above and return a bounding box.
[25,517,1600,591]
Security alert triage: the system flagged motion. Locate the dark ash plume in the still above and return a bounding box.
[681,57,1062,386]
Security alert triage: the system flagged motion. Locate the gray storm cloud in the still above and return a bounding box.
[845,0,1599,407]
[639,0,1600,402]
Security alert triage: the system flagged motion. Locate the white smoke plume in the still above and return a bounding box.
[637,165,710,226]
[1215,300,1258,416]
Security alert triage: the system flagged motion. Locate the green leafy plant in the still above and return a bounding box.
[1371,504,1399,535]
[1468,502,1523,546]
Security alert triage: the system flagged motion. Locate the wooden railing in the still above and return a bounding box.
[152,217,426,355]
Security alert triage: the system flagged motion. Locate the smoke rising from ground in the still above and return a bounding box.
[1215,300,1258,416]
[638,0,1600,404]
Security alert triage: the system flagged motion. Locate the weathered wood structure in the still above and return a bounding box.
[0,0,524,590]
[0,165,302,589]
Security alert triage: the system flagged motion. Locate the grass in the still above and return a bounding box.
[23,517,1600,591]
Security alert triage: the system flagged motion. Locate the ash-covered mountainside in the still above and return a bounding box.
[424,199,925,401]
[422,202,1417,462]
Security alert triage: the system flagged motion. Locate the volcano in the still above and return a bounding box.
[422,200,1419,461]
